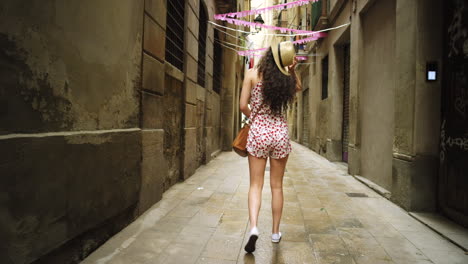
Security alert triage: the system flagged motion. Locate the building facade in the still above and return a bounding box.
[0,0,247,263]
[288,0,467,228]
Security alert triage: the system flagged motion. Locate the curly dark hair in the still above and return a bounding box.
[257,47,296,115]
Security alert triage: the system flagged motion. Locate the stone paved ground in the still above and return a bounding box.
[82,143,468,264]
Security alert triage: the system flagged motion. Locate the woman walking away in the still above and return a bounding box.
[239,40,301,253]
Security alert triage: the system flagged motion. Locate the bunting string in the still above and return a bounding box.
[215,40,242,53]
[210,19,350,57]
[237,33,327,56]
[212,0,349,59]
[215,39,247,50]
[235,23,350,56]
[216,39,320,61]
[208,21,349,37]
[217,17,320,35]
[213,26,243,40]
[214,0,318,20]
[209,21,308,37]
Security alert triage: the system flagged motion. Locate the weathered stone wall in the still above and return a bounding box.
[183,0,227,177]
[0,0,144,263]
[0,1,142,133]
[139,0,171,214]
[220,38,238,152]
[0,131,141,264]
[391,0,442,211]
[140,0,227,209]
[183,0,201,178]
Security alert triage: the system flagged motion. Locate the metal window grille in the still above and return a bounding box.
[213,31,222,94]
[321,55,328,100]
[165,0,185,71]
[197,2,207,86]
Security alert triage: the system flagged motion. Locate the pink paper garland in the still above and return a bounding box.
[246,55,309,61]
[214,0,318,20]
[215,0,328,57]
[237,32,327,56]
[220,17,319,34]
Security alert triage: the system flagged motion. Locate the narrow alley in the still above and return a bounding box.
[82,143,467,264]
[2,0,468,263]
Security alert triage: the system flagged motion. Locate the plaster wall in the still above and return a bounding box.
[303,1,351,160]
[359,0,396,191]
[308,53,321,151]
[413,0,442,157]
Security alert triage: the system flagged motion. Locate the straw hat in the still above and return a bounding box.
[271,40,295,76]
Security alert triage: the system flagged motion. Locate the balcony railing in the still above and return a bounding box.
[311,0,330,31]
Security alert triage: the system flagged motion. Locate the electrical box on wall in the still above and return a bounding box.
[426,61,438,81]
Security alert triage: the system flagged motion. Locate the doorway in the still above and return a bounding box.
[360,0,396,190]
[439,0,468,227]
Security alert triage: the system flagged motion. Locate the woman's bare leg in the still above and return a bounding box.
[248,154,267,229]
[270,155,288,234]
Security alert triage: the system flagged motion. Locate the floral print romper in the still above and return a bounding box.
[246,81,292,159]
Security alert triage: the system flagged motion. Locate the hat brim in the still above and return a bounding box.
[271,41,291,76]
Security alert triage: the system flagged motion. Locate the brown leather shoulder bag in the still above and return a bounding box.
[232,124,250,157]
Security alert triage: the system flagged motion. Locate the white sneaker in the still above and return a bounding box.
[244,227,259,253]
[272,232,282,243]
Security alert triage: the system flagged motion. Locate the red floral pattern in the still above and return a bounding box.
[246,82,292,159]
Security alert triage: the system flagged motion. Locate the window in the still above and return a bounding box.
[213,31,222,94]
[197,2,207,86]
[165,0,185,71]
[321,55,328,100]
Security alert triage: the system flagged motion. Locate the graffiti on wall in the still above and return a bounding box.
[440,120,468,162]
[439,0,468,226]
[447,0,468,119]
[447,0,468,58]
[440,0,468,164]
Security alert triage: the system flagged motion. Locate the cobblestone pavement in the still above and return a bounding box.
[82,143,468,264]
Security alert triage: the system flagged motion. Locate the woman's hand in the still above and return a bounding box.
[289,60,302,92]
[288,58,298,72]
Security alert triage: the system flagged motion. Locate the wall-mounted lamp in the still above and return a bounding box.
[254,14,265,33]
[426,61,438,82]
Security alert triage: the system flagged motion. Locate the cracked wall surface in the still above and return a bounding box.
[0,0,142,134]
[0,0,144,263]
